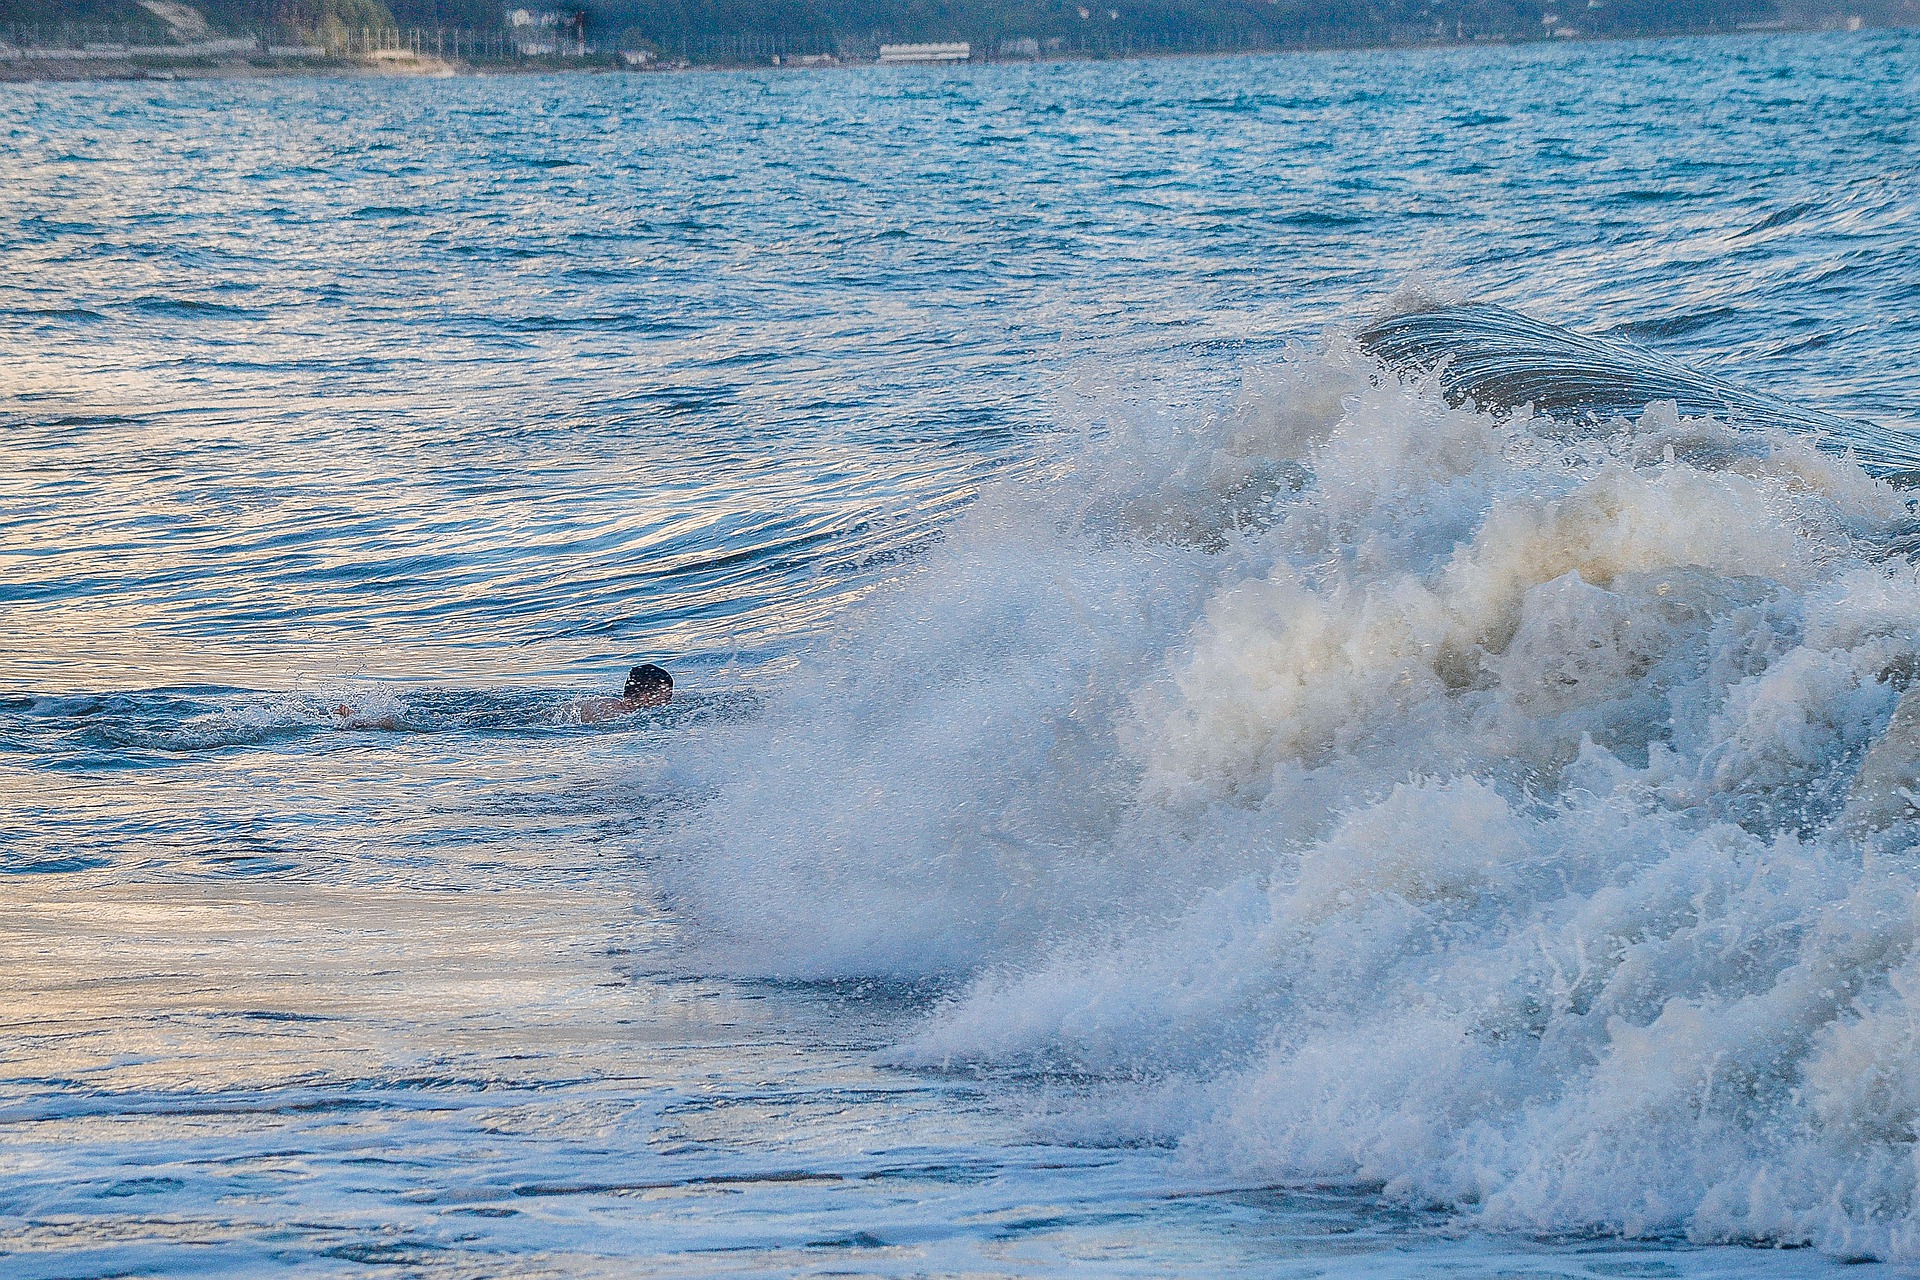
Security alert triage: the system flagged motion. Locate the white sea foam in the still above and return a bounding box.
[672,339,1920,1259]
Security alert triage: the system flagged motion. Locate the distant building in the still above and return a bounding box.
[509,7,589,54]
[877,42,970,63]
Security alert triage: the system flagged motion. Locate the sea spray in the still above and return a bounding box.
[673,337,1920,1258]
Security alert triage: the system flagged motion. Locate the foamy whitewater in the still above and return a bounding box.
[10,27,1920,1279]
[679,335,1920,1257]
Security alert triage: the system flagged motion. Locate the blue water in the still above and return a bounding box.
[6,29,1920,1276]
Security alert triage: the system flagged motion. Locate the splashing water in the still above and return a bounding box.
[676,331,1920,1259]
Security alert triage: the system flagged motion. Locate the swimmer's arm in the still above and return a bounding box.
[574,697,633,724]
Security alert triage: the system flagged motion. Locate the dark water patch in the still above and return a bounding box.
[1763,330,1841,356]
[624,384,740,415]
[1189,94,1262,111]
[496,312,679,334]
[195,853,303,877]
[10,689,249,720]
[1609,187,1696,205]
[72,723,315,755]
[1607,305,1744,341]
[11,750,180,773]
[0,413,142,431]
[443,242,548,260]
[0,577,119,605]
[994,1210,1149,1235]
[13,215,101,237]
[95,1177,186,1198]
[859,1160,1001,1185]
[0,855,111,875]
[232,1010,334,1024]
[2,305,106,323]
[127,296,263,319]
[320,1240,449,1266]
[807,1231,889,1248]
[1271,209,1370,229]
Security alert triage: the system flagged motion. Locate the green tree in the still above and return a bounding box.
[272,0,398,43]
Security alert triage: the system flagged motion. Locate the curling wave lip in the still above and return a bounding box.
[1358,302,1920,485]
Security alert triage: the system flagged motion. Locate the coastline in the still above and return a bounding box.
[0,16,1905,83]
[0,51,462,81]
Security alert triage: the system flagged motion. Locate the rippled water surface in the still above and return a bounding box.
[6,29,1920,1277]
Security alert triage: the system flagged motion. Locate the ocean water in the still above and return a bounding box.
[7,28,1920,1277]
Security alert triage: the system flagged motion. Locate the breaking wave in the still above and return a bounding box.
[672,307,1920,1260]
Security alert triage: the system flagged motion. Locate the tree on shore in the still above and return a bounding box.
[259,0,398,41]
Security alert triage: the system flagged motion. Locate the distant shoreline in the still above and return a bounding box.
[0,52,464,82]
[0,18,1904,84]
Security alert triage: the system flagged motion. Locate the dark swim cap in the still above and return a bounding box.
[624,663,672,700]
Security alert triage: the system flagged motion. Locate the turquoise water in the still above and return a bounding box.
[6,29,1920,1276]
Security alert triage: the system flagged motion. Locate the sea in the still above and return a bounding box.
[6,27,1920,1278]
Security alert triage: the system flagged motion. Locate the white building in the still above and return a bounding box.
[877,42,969,63]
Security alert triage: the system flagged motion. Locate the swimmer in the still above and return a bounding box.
[577,663,673,723]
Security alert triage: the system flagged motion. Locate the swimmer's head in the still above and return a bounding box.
[624,663,672,707]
